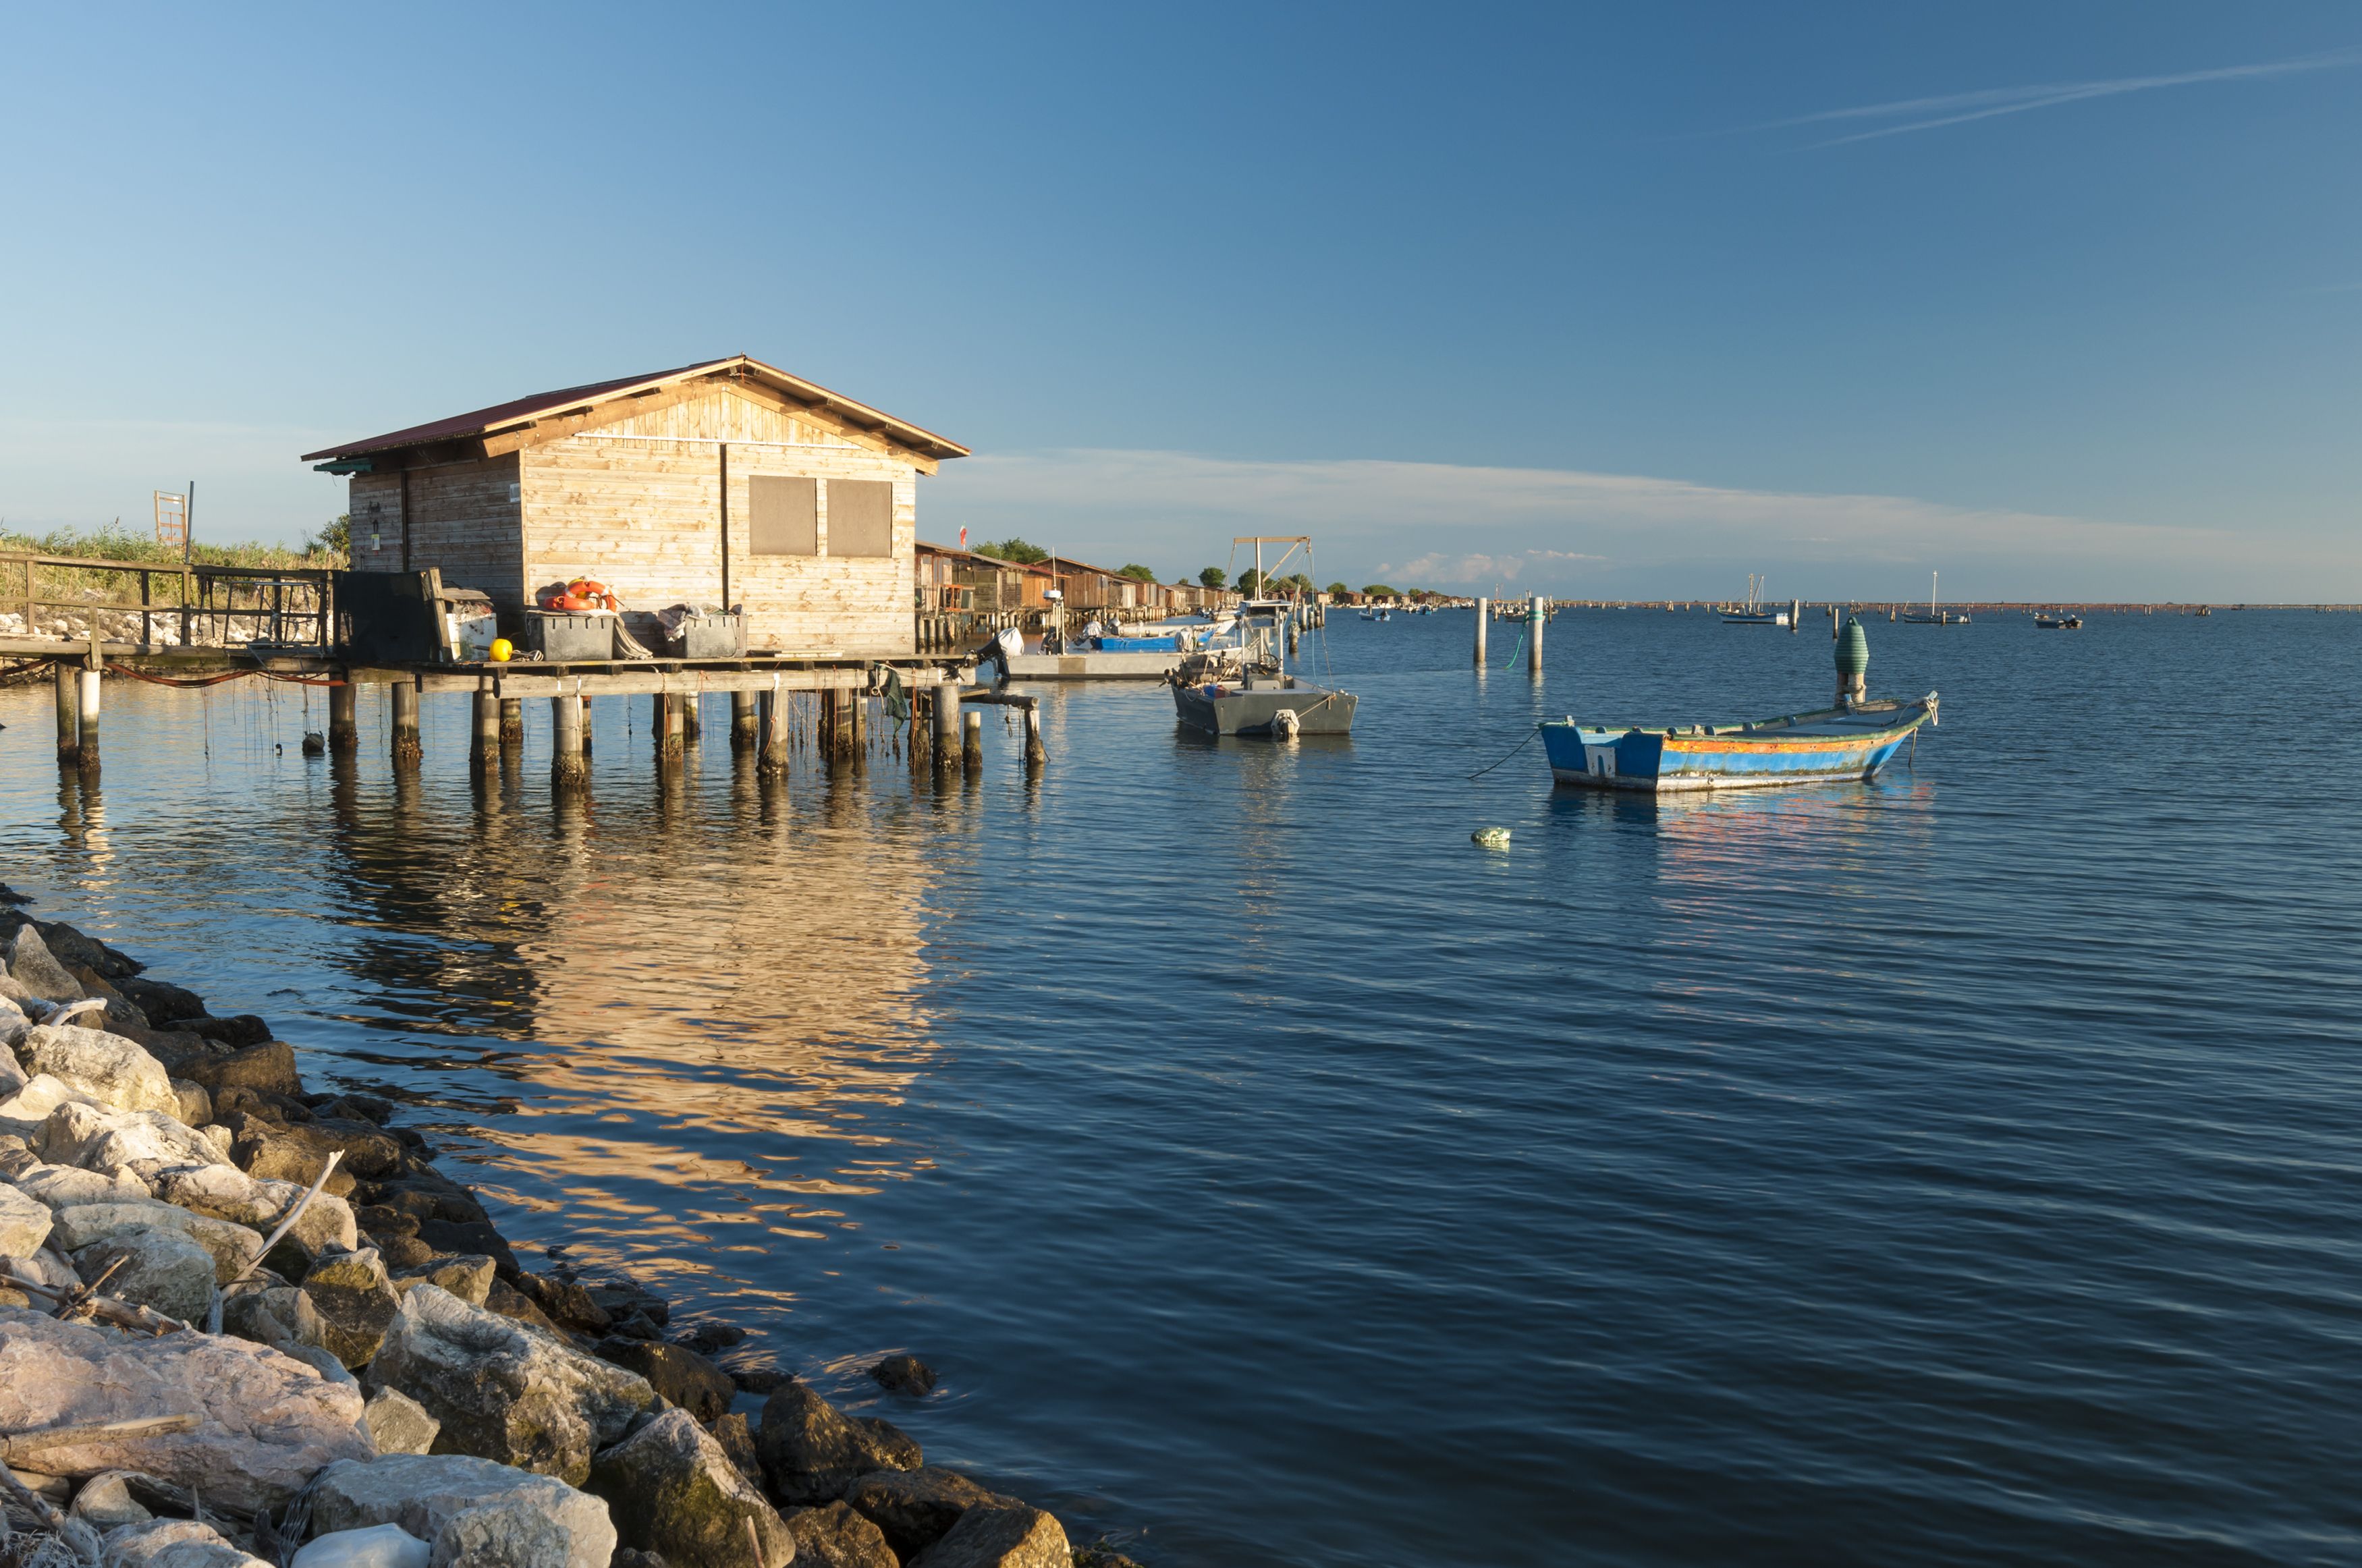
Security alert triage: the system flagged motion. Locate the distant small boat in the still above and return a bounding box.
[2033,613,2082,629]
[1722,573,1788,625]
[1539,694,1937,793]
[1900,569,1969,625]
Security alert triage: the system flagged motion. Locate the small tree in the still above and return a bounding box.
[310,514,352,557]
[1199,566,1227,589]
[1286,572,1314,594]
[1118,563,1157,582]
[977,537,1049,564]
[1363,584,1397,598]
[1237,567,1264,594]
[1325,581,1349,598]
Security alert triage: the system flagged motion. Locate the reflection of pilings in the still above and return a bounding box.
[53,661,78,766]
[499,696,524,747]
[730,691,758,752]
[329,679,358,752]
[391,679,422,767]
[552,694,586,788]
[962,709,983,774]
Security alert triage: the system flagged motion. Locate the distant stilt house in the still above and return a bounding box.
[302,356,968,656]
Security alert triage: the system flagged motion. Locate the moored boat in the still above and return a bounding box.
[1538,695,1935,791]
[1172,536,1356,737]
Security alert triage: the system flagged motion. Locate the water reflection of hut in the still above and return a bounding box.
[304,357,969,656]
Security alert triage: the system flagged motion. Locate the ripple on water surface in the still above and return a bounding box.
[2,609,2359,1566]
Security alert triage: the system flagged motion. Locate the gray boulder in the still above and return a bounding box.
[783,1502,897,1568]
[366,1387,443,1455]
[18,1024,178,1115]
[36,1101,231,1184]
[591,1339,736,1424]
[844,1469,1016,1562]
[12,1159,148,1207]
[871,1354,937,1397]
[586,1408,794,1568]
[757,1382,921,1505]
[290,1525,431,1568]
[173,1079,213,1127]
[296,1247,404,1369]
[367,1285,658,1486]
[309,1454,617,1568]
[68,1469,153,1529]
[72,1226,216,1321]
[906,1505,1069,1568]
[188,1040,301,1096]
[104,1518,271,1568]
[231,1115,402,1185]
[0,1181,52,1256]
[0,1073,101,1140]
[391,1254,496,1307]
[51,1200,263,1283]
[0,1306,370,1513]
[7,926,83,1003]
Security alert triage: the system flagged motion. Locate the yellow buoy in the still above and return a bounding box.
[489,638,514,663]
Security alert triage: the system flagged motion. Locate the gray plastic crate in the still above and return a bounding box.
[524,611,615,661]
[670,613,746,659]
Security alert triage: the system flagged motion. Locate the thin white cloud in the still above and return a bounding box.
[1757,47,2362,148]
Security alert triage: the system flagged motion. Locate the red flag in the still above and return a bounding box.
[959,526,968,549]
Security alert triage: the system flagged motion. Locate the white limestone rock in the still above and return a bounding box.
[309,1454,618,1568]
[0,1181,52,1258]
[105,1519,272,1568]
[36,1101,231,1184]
[0,1306,371,1513]
[156,1161,358,1261]
[51,1200,263,1283]
[365,1387,443,1455]
[17,1024,179,1115]
[291,1525,432,1568]
[70,1226,217,1321]
[10,1160,150,1208]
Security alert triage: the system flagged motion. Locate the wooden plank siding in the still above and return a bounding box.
[518,385,917,655]
[346,455,522,602]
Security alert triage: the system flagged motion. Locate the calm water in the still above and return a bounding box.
[3,609,2358,1566]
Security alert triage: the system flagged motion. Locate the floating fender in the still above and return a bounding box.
[1471,827,1511,849]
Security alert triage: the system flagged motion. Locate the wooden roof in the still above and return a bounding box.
[302,356,970,467]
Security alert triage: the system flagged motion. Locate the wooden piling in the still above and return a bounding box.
[730,690,758,752]
[551,693,586,787]
[657,693,685,762]
[499,696,524,746]
[1474,597,1489,665]
[580,695,593,752]
[391,679,422,767]
[962,708,983,773]
[680,694,701,744]
[935,683,962,771]
[471,684,499,768]
[53,661,79,766]
[76,668,101,769]
[1527,597,1545,675]
[851,691,868,754]
[757,689,791,778]
[1024,702,1046,766]
[908,688,933,773]
[329,679,358,752]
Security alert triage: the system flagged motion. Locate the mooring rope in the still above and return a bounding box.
[103,663,344,690]
[1466,727,1540,781]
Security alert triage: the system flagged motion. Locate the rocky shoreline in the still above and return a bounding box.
[0,893,1128,1568]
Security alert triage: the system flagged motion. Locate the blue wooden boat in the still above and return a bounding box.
[1538,693,1937,793]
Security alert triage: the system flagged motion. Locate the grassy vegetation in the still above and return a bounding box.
[0,517,346,570]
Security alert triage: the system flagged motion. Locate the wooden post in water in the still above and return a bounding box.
[1527,596,1545,675]
[757,689,790,778]
[657,694,684,762]
[329,679,358,751]
[1474,597,1489,665]
[1790,598,1801,634]
[551,692,586,787]
[499,696,524,748]
[579,695,593,752]
[1024,702,1046,766]
[730,690,758,752]
[851,690,868,755]
[53,661,79,766]
[76,667,101,770]
[680,694,701,745]
[471,683,499,768]
[391,679,422,767]
[962,708,983,773]
[908,688,933,773]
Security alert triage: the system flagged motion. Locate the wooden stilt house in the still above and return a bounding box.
[302,357,968,656]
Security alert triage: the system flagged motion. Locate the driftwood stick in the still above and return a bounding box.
[0,1415,198,1467]
[227,1151,340,1293]
[0,1262,191,1337]
[0,1456,105,1565]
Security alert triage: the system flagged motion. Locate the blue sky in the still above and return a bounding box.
[2,3,2356,598]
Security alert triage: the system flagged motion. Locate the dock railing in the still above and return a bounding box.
[0,551,335,650]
